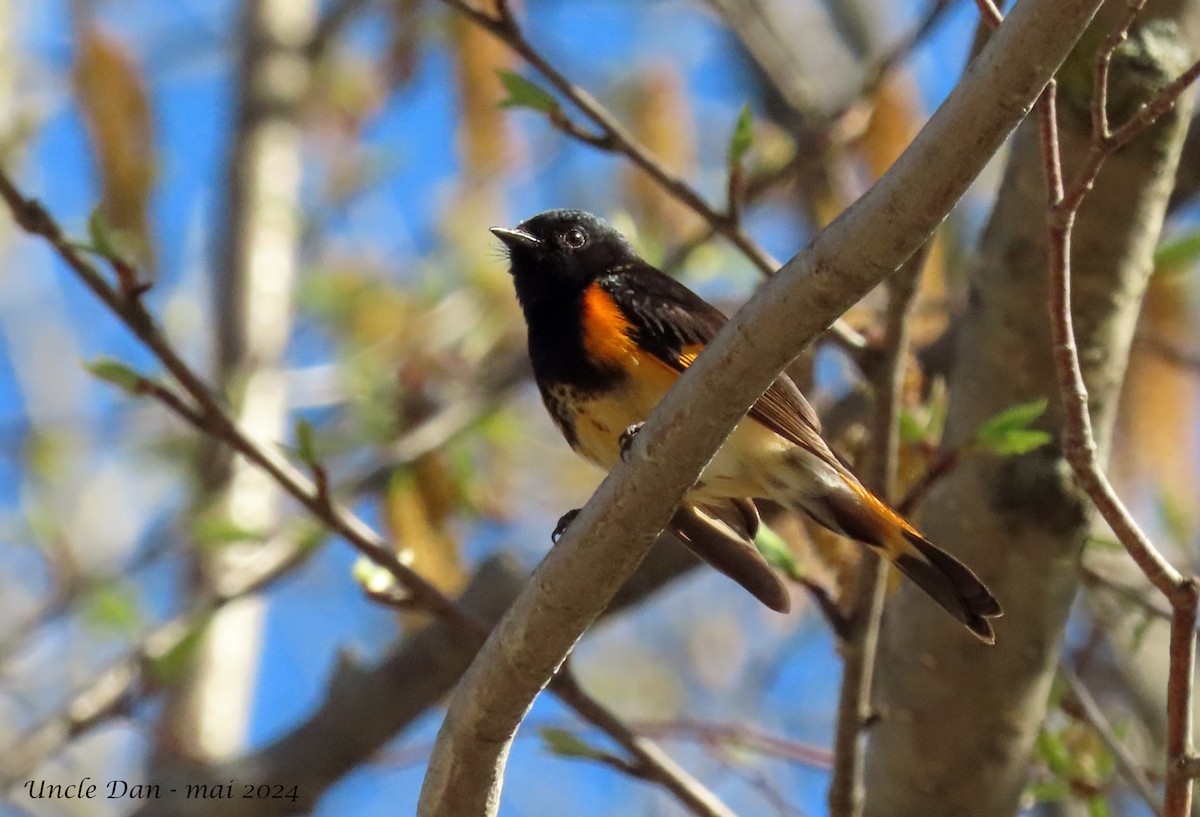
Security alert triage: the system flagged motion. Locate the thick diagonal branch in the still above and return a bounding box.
[417,2,1106,814]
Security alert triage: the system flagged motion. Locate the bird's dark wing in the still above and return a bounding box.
[672,500,791,613]
[598,264,827,453]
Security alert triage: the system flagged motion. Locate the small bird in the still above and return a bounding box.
[493,209,1001,643]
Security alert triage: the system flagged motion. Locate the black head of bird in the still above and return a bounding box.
[491,210,637,313]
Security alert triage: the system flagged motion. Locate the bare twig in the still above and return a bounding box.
[1180,754,1200,780]
[847,0,957,113]
[659,153,807,275]
[437,0,868,354]
[828,245,924,817]
[896,446,959,515]
[552,670,740,817]
[1135,333,1200,373]
[118,539,714,817]
[8,174,474,629]
[1081,564,1174,621]
[0,535,314,786]
[1035,7,1200,814]
[634,719,834,769]
[0,529,179,665]
[666,0,956,278]
[1061,664,1165,817]
[0,171,734,817]
[974,0,1003,29]
[1164,587,1199,814]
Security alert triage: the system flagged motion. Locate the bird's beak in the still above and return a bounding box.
[490,226,541,250]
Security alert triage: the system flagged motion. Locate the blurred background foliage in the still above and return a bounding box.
[0,0,1197,815]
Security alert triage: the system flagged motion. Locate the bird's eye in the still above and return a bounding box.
[562,228,587,249]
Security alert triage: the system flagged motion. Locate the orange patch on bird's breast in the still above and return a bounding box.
[580,284,638,367]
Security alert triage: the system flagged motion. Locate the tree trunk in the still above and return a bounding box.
[156,0,316,760]
[864,3,1199,816]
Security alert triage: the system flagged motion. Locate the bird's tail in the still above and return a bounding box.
[889,529,1002,644]
[806,477,1002,643]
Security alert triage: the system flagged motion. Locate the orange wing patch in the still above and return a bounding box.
[581,283,638,367]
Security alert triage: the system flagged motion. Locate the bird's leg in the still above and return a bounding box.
[552,509,580,543]
[618,422,645,462]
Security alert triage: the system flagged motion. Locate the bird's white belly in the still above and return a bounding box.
[691,418,795,502]
[545,375,795,502]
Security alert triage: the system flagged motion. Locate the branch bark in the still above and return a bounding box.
[417,2,1106,813]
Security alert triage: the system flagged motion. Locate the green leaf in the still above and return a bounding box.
[755,523,802,580]
[983,429,1053,456]
[898,409,927,444]
[1087,794,1110,817]
[1154,228,1200,275]
[86,206,138,264]
[1026,779,1071,803]
[1035,729,1072,776]
[1130,610,1154,651]
[728,103,754,167]
[352,555,399,594]
[1155,491,1192,547]
[496,70,560,115]
[84,357,145,394]
[192,514,266,548]
[146,616,210,684]
[290,519,328,553]
[537,727,613,763]
[1084,535,1124,552]
[294,418,318,466]
[974,398,1052,456]
[84,582,141,633]
[1046,671,1068,709]
[87,206,119,259]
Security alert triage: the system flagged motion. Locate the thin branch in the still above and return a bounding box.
[896,446,959,515]
[0,528,179,665]
[0,172,733,817]
[1035,9,1200,814]
[1180,754,1200,780]
[437,0,868,354]
[120,537,713,817]
[1165,587,1199,814]
[634,719,833,769]
[1061,664,1165,817]
[417,1,1109,812]
[1081,564,1174,621]
[659,153,806,275]
[552,670,741,817]
[0,533,313,786]
[828,244,924,817]
[667,0,956,278]
[974,0,1003,29]
[1135,333,1200,373]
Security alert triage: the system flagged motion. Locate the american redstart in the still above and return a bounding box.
[493,210,1001,643]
